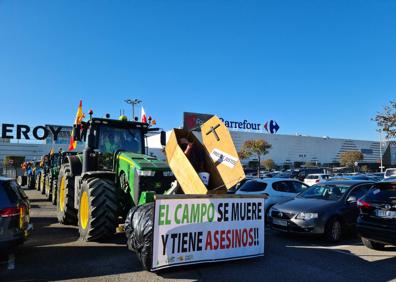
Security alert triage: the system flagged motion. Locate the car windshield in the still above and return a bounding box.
[366,182,396,203]
[98,126,143,154]
[297,184,351,201]
[385,169,396,178]
[239,181,267,192]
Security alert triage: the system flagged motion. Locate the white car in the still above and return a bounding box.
[384,168,396,179]
[304,174,330,186]
[235,178,309,219]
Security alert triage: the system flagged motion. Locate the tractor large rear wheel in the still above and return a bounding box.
[35,173,41,191]
[51,177,58,205]
[57,164,77,225]
[40,173,46,194]
[45,173,52,201]
[78,177,119,241]
[125,203,154,270]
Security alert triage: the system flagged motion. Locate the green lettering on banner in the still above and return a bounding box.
[174,204,182,224]
[190,204,200,223]
[182,204,189,223]
[207,203,215,222]
[158,205,166,225]
[201,204,207,222]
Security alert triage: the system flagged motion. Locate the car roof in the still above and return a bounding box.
[380,178,396,183]
[307,173,328,176]
[250,178,299,183]
[0,176,13,182]
[317,180,373,186]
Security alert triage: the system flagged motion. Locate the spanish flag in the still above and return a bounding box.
[68,100,85,151]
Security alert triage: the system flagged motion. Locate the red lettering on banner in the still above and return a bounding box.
[205,228,258,251]
[249,228,254,246]
[213,230,219,250]
[205,231,213,250]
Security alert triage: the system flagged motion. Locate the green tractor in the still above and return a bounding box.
[45,151,78,205]
[44,152,60,202]
[57,113,173,241]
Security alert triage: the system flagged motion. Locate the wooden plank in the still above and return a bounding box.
[200,116,245,189]
[165,130,208,194]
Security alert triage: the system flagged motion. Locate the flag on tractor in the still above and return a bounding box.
[68,100,85,151]
[141,106,147,123]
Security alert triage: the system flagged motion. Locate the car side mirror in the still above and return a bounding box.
[160,131,167,146]
[347,196,357,204]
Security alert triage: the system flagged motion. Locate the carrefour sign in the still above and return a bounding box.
[183,112,280,134]
[219,118,280,134]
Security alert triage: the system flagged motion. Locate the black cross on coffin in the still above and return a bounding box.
[206,123,224,166]
[205,124,221,141]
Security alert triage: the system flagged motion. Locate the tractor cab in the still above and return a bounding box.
[74,117,151,172]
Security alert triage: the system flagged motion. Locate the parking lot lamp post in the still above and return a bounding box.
[124,99,142,120]
[379,129,384,173]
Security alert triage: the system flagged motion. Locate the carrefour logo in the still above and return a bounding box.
[264,120,280,134]
[219,118,280,134]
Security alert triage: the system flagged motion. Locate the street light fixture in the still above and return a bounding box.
[124,99,142,120]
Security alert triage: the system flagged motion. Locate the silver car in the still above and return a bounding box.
[235,178,309,220]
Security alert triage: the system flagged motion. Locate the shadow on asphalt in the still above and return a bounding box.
[2,245,142,281]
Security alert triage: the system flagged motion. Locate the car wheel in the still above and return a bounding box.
[265,205,274,225]
[361,237,385,250]
[325,218,342,242]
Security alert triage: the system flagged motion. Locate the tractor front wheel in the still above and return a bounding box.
[78,177,119,241]
[57,164,77,225]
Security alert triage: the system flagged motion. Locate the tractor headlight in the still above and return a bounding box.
[296,212,318,220]
[163,171,174,177]
[136,170,156,177]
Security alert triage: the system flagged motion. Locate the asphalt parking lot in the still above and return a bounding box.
[1,189,396,282]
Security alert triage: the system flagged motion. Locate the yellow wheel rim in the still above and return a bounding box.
[59,177,66,212]
[80,191,89,230]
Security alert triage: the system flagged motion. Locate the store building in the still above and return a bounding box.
[147,112,390,169]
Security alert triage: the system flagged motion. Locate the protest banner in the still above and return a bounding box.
[152,195,265,270]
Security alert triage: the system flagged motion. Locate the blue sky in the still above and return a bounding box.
[0,0,395,141]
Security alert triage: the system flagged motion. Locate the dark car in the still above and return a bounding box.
[269,180,374,242]
[0,177,32,252]
[357,180,396,250]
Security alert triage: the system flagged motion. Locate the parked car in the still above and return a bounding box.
[0,177,32,252]
[235,178,309,219]
[227,176,255,194]
[304,174,330,186]
[269,180,374,242]
[384,168,396,179]
[331,174,374,181]
[357,180,396,250]
[296,168,325,181]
